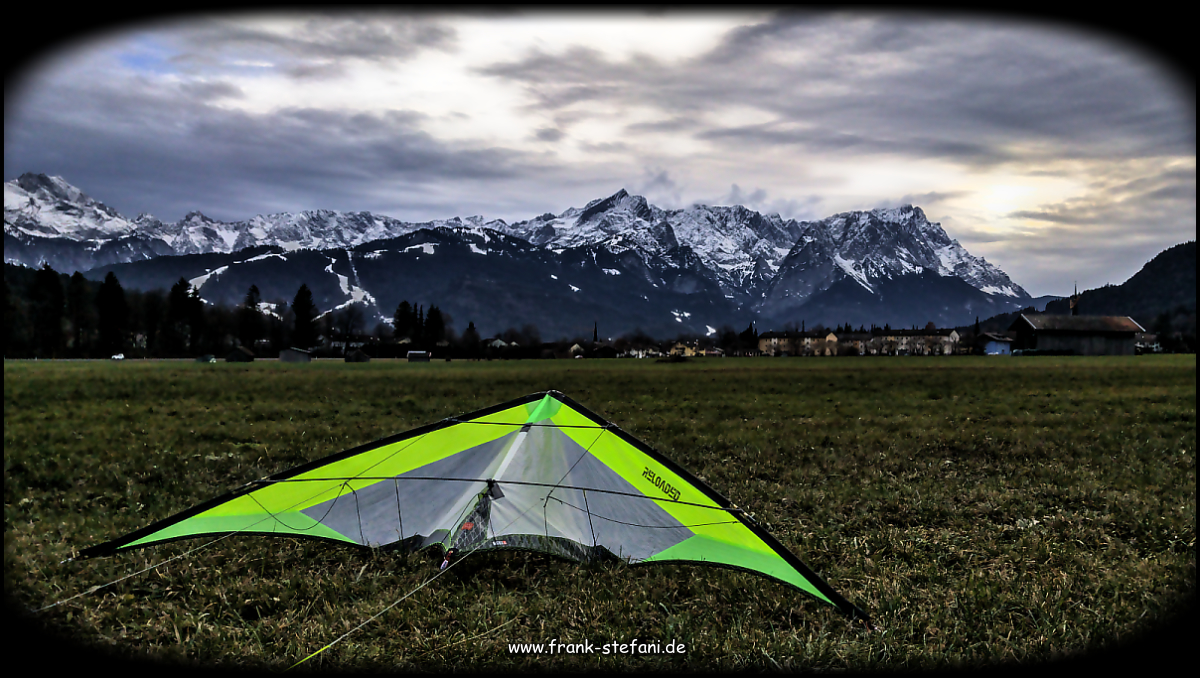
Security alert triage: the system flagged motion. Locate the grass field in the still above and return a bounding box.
[4,356,1195,672]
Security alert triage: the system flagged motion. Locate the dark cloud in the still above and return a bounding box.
[282,61,347,80]
[177,79,244,101]
[4,71,547,221]
[577,140,629,153]
[698,11,822,66]
[478,13,1194,168]
[696,123,1018,167]
[170,14,456,74]
[534,127,564,142]
[624,117,699,134]
[632,167,684,209]
[723,183,767,207]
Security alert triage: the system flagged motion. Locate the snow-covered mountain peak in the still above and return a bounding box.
[774,204,1029,306]
[5,173,134,240]
[14,173,94,207]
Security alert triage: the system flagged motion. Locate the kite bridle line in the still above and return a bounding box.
[540,420,607,547]
[283,538,475,672]
[285,470,577,672]
[288,427,652,672]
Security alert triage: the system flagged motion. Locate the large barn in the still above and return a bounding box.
[1008,314,1144,355]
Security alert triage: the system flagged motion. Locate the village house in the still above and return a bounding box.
[757,331,793,356]
[810,331,838,356]
[976,332,1012,355]
[865,327,959,355]
[755,326,960,356]
[669,341,699,357]
[837,331,873,355]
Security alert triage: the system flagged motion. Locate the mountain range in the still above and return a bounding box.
[6,172,1052,339]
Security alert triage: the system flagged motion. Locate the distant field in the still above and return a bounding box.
[5,356,1195,672]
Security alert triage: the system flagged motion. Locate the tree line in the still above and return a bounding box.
[2,264,458,359]
[21,261,1137,360]
[0,262,874,360]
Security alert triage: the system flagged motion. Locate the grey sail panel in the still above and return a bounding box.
[488,426,694,563]
[299,432,516,547]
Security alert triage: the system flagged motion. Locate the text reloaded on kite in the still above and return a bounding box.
[507,639,687,655]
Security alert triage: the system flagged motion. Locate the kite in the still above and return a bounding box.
[78,390,870,625]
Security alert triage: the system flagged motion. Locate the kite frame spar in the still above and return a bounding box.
[76,390,871,627]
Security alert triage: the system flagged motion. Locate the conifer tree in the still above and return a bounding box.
[31,263,65,358]
[393,300,414,341]
[424,305,446,345]
[164,278,194,356]
[292,284,319,349]
[461,321,481,358]
[66,271,94,356]
[96,272,128,356]
[237,285,264,348]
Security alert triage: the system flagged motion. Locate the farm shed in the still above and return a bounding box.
[279,348,312,363]
[407,351,430,362]
[1008,315,1144,355]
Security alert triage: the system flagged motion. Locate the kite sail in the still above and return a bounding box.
[79,390,869,624]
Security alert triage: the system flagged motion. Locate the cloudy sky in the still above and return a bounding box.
[5,9,1194,297]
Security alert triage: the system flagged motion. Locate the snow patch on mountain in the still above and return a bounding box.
[257,301,283,320]
[242,252,286,264]
[188,266,228,291]
[405,243,437,255]
[833,254,874,293]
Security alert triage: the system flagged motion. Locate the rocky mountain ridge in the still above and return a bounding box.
[6,173,1036,335]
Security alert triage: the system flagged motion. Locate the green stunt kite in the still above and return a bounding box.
[79,391,870,625]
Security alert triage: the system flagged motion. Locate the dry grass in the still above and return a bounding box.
[4,356,1195,672]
